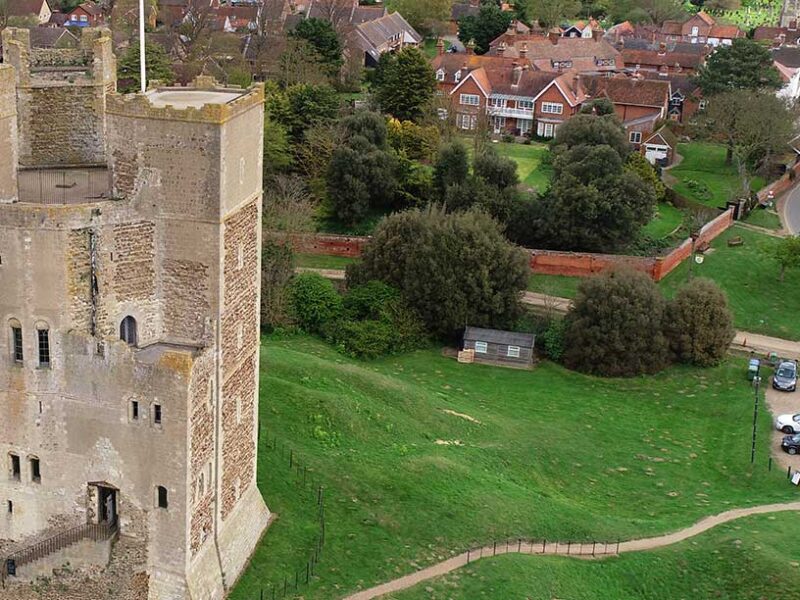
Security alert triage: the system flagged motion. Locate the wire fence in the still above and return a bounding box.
[255,430,326,600]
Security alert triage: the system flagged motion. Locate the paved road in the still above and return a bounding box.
[782,182,800,234]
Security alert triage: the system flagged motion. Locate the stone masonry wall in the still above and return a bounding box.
[66,228,93,332]
[111,221,156,302]
[189,350,214,556]
[162,259,210,342]
[18,84,105,166]
[220,200,259,520]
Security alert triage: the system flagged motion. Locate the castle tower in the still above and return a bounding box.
[1,27,115,167]
[0,76,269,599]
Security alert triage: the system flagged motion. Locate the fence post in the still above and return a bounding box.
[467,549,470,563]
[616,539,620,554]
[567,541,571,555]
[592,541,596,556]
[542,539,546,554]
[789,466,792,479]
[769,457,772,471]
[518,539,521,553]
[493,541,496,556]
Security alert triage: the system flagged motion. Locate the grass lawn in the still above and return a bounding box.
[392,512,800,599]
[659,226,800,340]
[465,140,552,193]
[670,143,765,209]
[422,38,451,58]
[527,273,582,297]
[294,253,356,270]
[230,335,795,599]
[744,207,783,231]
[642,202,684,239]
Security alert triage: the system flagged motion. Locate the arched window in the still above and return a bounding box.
[120,316,137,346]
[35,322,50,367]
[156,485,168,509]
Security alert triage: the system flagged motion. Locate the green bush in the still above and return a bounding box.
[541,318,566,361]
[342,281,400,320]
[288,273,342,333]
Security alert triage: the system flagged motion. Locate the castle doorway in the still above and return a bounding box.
[89,482,118,527]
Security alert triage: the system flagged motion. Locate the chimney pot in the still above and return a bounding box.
[548,28,559,44]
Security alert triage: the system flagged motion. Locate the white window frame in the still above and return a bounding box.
[541,102,563,115]
[474,341,488,354]
[519,119,532,134]
[454,71,462,82]
[507,346,520,358]
[629,131,642,144]
[436,69,445,82]
[517,99,534,111]
[537,121,555,138]
[460,93,480,106]
[488,97,507,108]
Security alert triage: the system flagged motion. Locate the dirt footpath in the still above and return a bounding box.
[764,383,800,471]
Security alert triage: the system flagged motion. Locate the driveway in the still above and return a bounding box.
[764,383,800,471]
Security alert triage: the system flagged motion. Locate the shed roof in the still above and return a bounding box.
[464,326,535,348]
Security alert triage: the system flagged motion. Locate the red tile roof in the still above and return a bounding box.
[621,48,703,69]
[583,75,670,108]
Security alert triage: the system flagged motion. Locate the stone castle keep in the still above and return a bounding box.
[0,27,270,599]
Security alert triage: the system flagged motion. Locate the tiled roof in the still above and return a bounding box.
[753,26,790,41]
[350,11,421,60]
[773,46,800,69]
[487,35,622,72]
[709,24,744,39]
[464,326,535,348]
[696,10,716,26]
[619,37,709,55]
[621,48,703,69]
[583,75,670,108]
[7,0,49,16]
[29,25,78,47]
[660,21,683,36]
[644,126,678,148]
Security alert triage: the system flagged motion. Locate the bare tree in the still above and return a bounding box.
[263,175,316,233]
[310,0,356,33]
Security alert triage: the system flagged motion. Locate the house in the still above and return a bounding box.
[349,11,421,67]
[462,326,535,367]
[0,25,78,56]
[432,51,580,137]
[659,11,744,46]
[753,24,800,45]
[6,0,52,24]
[639,72,701,123]
[772,46,800,101]
[620,39,707,76]
[305,0,387,30]
[641,125,678,166]
[582,75,671,148]
[487,31,623,73]
[561,18,602,39]
[156,0,190,28]
[66,2,104,27]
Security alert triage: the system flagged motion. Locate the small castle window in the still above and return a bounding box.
[10,320,23,363]
[120,316,138,346]
[157,486,168,509]
[130,400,140,421]
[153,403,162,426]
[37,326,50,367]
[9,453,20,481]
[30,457,40,483]
[7,500,12,514]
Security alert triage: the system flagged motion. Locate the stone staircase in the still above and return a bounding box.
[1,521,117,584]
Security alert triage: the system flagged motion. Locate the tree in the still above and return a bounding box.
[291,18,343,75]
[473,148,519,190]
[434,140,470,193]
[579,98,616,116]
[373,47,437,121]
[607,0,683,24]
[524,0,580,28]
[288,273,342,333]
[702,90,796,194]
[326,132,398,225]
[266,83,340,141]
[444,177,517,223]
[263,175,316,233]
[564,269,670,376]
[340,111,388,147]
[625,152,666,203]
[392,0,453,37]
[263,116,293,178]
[457,4,513,54]
[387,119,441,161]
[540,144,656,251]
[261,240,294,330]
[694,38,782,96]
[764,235,800,283]
[117,42,175,93]
[664,278,734,367]
[347,207,529,338]
[552,114,630,159]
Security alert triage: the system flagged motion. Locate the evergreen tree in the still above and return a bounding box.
[695,38,782,95]
[373,47,437,121]
[291,18,343,75]
[457,4,513,54]
[117,42,175,93]
[433,140,470,193]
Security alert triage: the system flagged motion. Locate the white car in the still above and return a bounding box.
[775,413,800,434]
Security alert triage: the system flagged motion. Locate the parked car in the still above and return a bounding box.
[772,360,797,392]
[775,413,800,434]
[781,433,800,455]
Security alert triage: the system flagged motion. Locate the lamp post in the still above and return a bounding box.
[751,373,761,464]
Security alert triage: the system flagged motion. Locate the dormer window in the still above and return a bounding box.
[454,70,462,83]
[436,69,445,82]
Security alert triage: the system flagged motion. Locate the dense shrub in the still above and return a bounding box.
[288,273,342,333]
[347,207,529,338]
[564,269,670,376]
[473,149,519,190]
[342,280,400,320]
[541,318,566,361]
[260,240,294,330]
[434,141,469,194]
[664,278,735,367]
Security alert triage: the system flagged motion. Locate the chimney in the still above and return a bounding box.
[592,29,602,41]
[506,19,517,35]
[790,20,797,31]
[658,41,666,55]
[573,73,581,94]
[548,28,560,44]
[511,63,523,87]
[436,38,445,56]
[497,41,506,56]
[519,42,528,58]
[466,39,475,55]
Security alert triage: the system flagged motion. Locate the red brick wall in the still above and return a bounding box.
[276,233,370,257]
[534,85,571,119]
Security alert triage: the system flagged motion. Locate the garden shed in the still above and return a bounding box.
[462,327,535,367]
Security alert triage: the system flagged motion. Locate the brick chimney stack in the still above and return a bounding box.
[511,62,522,86]
[520,42,528,58]
[548,28,560,44]
[497,41,506,56]
[466,39,476,54]
[436,38,445,56]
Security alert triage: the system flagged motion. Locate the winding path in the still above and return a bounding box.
[343,502,800,600]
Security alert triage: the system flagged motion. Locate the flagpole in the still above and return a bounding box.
[139,0,147,93]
